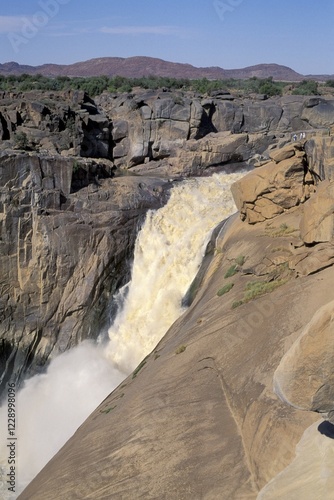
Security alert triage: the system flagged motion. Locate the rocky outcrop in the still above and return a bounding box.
[301,97,334,128]
[304,135,334,180]
[300,180,334,243]
[130,132,256,177]
[0,152,170,390]
[230,140,334,277]
[2,90,334,177]
[274,299,334,419]
[231,142,316,224]
[98,92,334,170]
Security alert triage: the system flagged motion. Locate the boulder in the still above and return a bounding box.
[231,143,313,223]
[241,100,283,133]
[301,98,334,128]
[274,299,334,415]
[269,143,296,162]
[277,95,309,132]
[304,136,334,181]
[164,132,249,176]
[112,120,128,141]
[288,243,334,276]
[300,180,334,244]
[211,101,239,132]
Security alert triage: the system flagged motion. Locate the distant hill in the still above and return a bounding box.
[0,57,331,81]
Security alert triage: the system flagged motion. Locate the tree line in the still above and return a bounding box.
[0,73,325,97]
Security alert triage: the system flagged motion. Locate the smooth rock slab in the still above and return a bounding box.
[300,180,334,244]
[274,299,334,414]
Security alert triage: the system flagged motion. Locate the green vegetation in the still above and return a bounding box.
[224,264,238,278]
[217,283,234,296]
[14,131,29,150]
[100,405,117,414]
[243,279,288,301]
[231,276,289,309]
[190,76,284,96]
[232,300,244,309]
[224,255,246,278]
[72,159,80,173]
[292,79,319,95]
[175,345,187,355]
[265,223,298,238]
[132,356,149,379]
[0,73,330,98]
[235,255,246,266]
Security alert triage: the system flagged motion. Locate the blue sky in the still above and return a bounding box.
[1,0,333,75]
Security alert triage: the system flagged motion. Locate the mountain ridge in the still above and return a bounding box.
[0,56,331,81]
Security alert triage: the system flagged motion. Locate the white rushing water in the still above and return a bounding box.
[0,171,244,498]
[106,173,244,374]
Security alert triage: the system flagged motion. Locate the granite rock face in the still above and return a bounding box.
[304,135,334,180]
[230,142,316,224]
[300,179,334,244]
[2,90,334,175]
[0,152,170,390]
[274,299,334,417]
[96,92,334,169]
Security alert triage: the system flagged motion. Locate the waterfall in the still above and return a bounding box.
[106,172,244,374]
[0,170,244,497]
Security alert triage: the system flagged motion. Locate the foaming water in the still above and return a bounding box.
[257,420,334,499]
[106,172,243,373]
[0,342,124,497]
[0,171,244,497]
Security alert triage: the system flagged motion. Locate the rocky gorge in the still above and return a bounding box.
[1,86,334,498]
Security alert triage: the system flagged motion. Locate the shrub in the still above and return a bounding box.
[265,223,297,238]
[244,279,288,302]
[224,264,238,278]
[14,131,29,150]
[292,80,319,96]
[100,405,117,414]
[232,300,243,309]
[235,255,246,266]
[132,356,148,378]
[175,345,187,354]
[72,159,80,173]
[217,283,234,296]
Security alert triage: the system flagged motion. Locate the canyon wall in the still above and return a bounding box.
[0,151,169,391]
[1,89,334,390]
